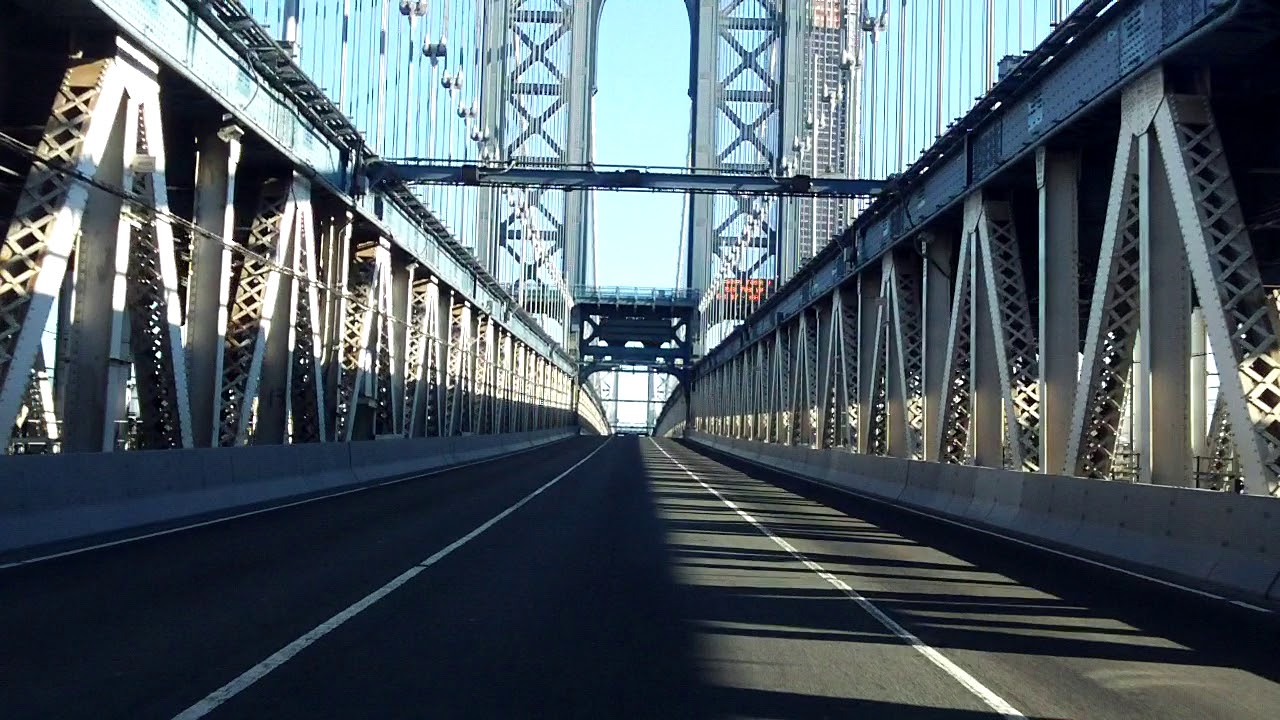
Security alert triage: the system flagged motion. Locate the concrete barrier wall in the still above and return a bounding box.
[0,428,576,555]
[685,432,1280,604]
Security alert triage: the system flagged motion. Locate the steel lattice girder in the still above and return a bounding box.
[866,270,891,457]
[1156,94,1280,497]
[973,198,1041,472]
[218,180,293,446]
[0,44,200,453]
[888,252,925,460]
[286,180,328,444]
[117,81,193,450]
[0,59,121,450]
[1066,130,1142,480]
[936,229,975,465]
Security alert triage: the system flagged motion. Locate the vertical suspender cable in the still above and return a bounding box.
[935,0,945,139]
[984,0,994,91]
[340,0,352,115]
[895,0,905,172]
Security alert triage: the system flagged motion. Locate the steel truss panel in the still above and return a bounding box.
[975,201,1041,472]
[115,87,194,450]
[217,180,292,446]
[402,272,433,437]
[0,51,132,450]
[88,0,576,380]
[331,241,385,442]
[866,270,891,457]
[937,231,975,465]
[696,0,1250,382]
[445,301,474,436]
[2,45,199,452]
[371,245,396,437]
[837,286,860,450]
[286,181,327,443]
[772,327,791,443]
[753,342,768,441]
[888,254,925,460]
[1156,94,1280,497]
[1067,131,1142,478]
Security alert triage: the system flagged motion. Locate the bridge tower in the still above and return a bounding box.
[478,0,866,346]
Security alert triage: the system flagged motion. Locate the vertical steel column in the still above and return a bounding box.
[937,227,974,465]
[402,270,430,437]
[287,184,326,443]
[688,0,721,295]
[187,127,241,447]
[856,268,882,454]
[922,232,953,462]
[332,240,383,442]
[252,182,301,445]
[815,297,836,449]
[476,0,510,277]
[1190,308,1207,461]
[370,242,396,437]
[772,326,791,443]
[888,251,924,459]
[389,259,411,435]
[445,300,471,436]
[969,196,1002,468]
[1138,130,1191,486]
[865,269,891,456]
[320,212,353,437]
[216,179,291,446]
[562,0,596,286]
[1037,147,1080,474]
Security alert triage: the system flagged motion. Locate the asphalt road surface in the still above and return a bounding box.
[2,435,1279,719]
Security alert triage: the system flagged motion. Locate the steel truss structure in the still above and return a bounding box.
[681,66,1280,498]
[1,37,606,455]
[480,0,862,338]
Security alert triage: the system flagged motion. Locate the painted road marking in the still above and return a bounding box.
[651,438,1026,720]
[690,441,1277,615]
[171,438,611,720]
[0,436,579,572]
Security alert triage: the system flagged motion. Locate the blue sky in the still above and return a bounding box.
[591,0,691,288]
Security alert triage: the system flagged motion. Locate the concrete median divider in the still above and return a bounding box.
[683,431,1280,606]
[0,428,577,557]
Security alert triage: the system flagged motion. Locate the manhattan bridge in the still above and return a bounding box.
[3,1,1280,718]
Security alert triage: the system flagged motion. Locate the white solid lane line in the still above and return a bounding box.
[650,439,1026,720]
[713,442,1278,615]
[171,438,611,720]
[0,436,579,572]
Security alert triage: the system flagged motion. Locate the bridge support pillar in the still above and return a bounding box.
[856,266,883,454]
[1137,130,1192,487]
[1037,148,1080,475]
[187,129,241,447]
[968,197,1004,469]
[922,233,954,462]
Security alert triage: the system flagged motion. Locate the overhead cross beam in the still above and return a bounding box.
[367,161,885,199]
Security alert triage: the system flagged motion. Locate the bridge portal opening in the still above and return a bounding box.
[589,0,690,429]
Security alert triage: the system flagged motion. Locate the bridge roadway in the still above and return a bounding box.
[2,438,1278,719]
